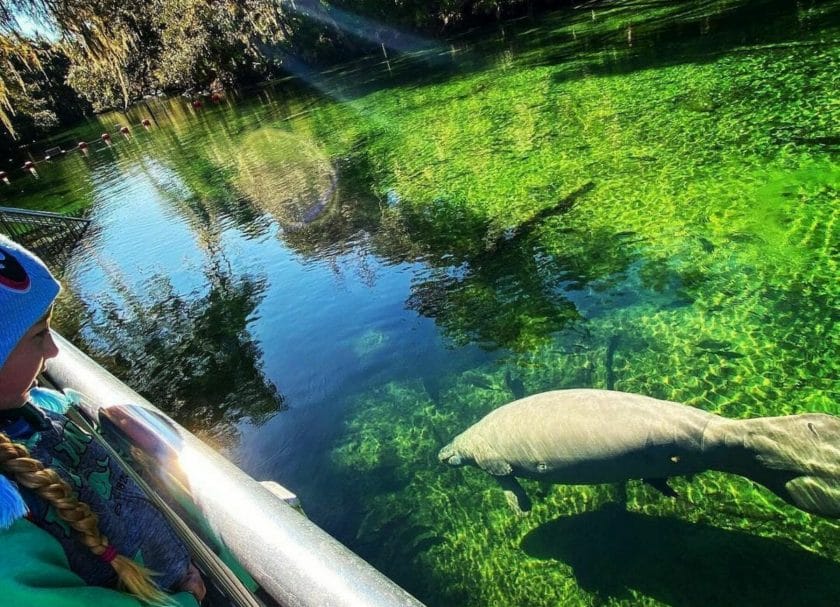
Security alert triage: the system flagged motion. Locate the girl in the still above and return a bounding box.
[0,235,204,605]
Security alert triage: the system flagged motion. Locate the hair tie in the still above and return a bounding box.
[100,544,118,564]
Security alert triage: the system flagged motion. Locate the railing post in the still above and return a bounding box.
[0,206,90,271]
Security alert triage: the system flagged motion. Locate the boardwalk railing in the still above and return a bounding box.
[46,334,426,607]
[0,206,90,271]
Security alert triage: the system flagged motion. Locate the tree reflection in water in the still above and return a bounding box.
[276,161,686,352]
[66,247,284,444]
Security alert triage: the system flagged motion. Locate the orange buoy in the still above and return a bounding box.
[210,93,222,103]
[78,141,90,156]
[141,118,152,129]
[101,132,112,146]
[119,125,130,135]
[191,99,203,109]
[0,171,9,185]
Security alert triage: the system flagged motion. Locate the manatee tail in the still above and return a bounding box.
[716,413,840,518]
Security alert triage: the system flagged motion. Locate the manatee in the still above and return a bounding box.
[438,389,840,518]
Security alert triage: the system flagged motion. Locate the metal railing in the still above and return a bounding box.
[0,206,90,272]
[45,334,425,607]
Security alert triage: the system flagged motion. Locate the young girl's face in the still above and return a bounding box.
[0,312,59,409]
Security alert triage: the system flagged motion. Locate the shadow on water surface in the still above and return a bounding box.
[397,210,693,351]
[521,505,840,607]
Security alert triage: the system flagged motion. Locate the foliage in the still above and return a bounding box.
[0,0,289,127]
[0,34,91,154]
[0,0,561,145]
[3,0,839,604]
[0,33,45,136]
[64,54,130,112]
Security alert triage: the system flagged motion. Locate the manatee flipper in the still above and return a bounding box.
[471,437,513,476]
[781,476,840,518]
[496,475,532,514]
[644,477,678,498]
[473,446,529,511]
[476,457,513,476]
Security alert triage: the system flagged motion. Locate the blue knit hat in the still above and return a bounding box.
[0,235,61,368]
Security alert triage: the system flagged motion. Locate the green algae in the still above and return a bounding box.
[2,0,838,605]
[316,2,840,605]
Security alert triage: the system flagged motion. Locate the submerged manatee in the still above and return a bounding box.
[438,389,840,518]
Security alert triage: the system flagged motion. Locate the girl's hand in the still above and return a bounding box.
[177,563,206,603]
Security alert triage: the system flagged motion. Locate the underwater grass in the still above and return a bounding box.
[315,2,839,606]
[2,0,837,605]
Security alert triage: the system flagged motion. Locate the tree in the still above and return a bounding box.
[0,29,45,137]
[0,0,285,119]
[1,0,544,141]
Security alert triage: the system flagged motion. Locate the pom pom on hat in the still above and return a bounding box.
[0,474,27,530]
[0,235,60,368]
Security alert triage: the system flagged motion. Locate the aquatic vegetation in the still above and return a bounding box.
[319,2,840,605]
[3,0,838,605]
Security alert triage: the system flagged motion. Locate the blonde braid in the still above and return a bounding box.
[0,432,173,606]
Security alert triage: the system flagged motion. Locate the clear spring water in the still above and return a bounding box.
[2,1,838,604]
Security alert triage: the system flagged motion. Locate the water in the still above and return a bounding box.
[2,0,839,604]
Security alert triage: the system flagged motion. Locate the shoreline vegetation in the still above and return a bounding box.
[3,0,837,166]
[2,0,572,158]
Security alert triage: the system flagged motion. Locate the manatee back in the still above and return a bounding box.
[468,389,718,482]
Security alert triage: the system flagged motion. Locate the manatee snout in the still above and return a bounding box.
[438,443,463,466]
